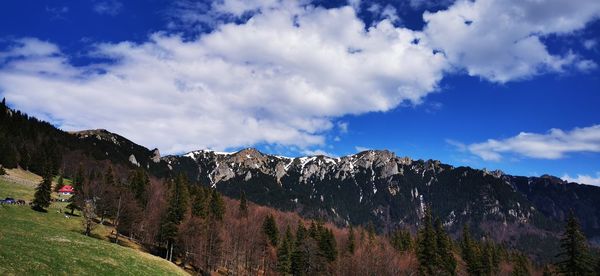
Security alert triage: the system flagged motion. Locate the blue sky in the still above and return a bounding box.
[0,0,599,184]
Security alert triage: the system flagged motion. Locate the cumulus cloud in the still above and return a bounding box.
[459,125,600,161]
[423,0,600,82]
[0,3,445,153]
[562,172,600,186]
[367,3,401,24]
[1,0,599,154]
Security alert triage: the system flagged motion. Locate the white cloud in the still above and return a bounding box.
[0,3,446,154]
[462,125,600,161]
[583,39,597,50]
[355,146,370,152]
[562,172,600,186]
[302,149,336,157]
[348,0,362,12]
[423,0,600,82]
[337,121,349,133]
[576,59,598,72]
[93,0,123,16]
[367,4,401,24]
[1,0,599,155]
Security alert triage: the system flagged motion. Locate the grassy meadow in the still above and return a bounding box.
[0,169,187,275]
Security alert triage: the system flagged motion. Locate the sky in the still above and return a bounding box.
[0,0,599,185]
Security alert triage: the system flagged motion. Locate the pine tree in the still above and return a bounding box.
[391,228,413,252]
[481,242,493,276]
[366,221,376,242]
[309,221,318,239]
[277,226,294,274]
[417,206,438,275]
[128,169,149,205]
[435,218,456,275]
[54,173,64,192]
[318,228,337,262]
[595,258,600,275]
[291,221,308,275]
[32,167,53,211]
[209,188,225,221]
[73,163,85,194]
[556,211,593,275]
[191,186,208,218]
[461,224,482,276]
[239,191,248,218]
[204,188,225,271]
[347,225,356,254]
[159,174,190,260]
[262,214,279,246]
[512,253,530,276]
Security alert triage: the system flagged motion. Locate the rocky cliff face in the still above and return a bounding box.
[163,148,600,248]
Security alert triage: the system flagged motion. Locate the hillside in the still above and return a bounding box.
[165,148,600,259]
[0,170,187,275]
[0,100,597,270]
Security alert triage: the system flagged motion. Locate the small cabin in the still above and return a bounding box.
[58,185,74,195]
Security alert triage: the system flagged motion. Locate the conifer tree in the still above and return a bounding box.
[435,218,456,275]
[309,221,318,239]
[512,253,530,276]
[54,173,64,192]
[32,167,52,211]
[391,228,413,252]
[595,258,600,275]
[209,188,225,221]
[262,214,279,246]
[461,224,482,276]
[292,221,308,275]
[417,206,438,275]
[347,225,356,254]
[318,228,337,262]
[73,163,85,193]
[128,169,149,205]
[366,221,376,242]
[159,174,190,261]
[239,191,248,218]
[542,265,553,276]
[556,211,593,275]
[277,226,294,274]
[204,188,225,271]
[391,228,402,251]
[191,186,207,218]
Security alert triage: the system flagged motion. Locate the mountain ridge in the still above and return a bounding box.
[162,146,600,245]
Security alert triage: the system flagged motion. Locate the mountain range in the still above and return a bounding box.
[2,102,599,262]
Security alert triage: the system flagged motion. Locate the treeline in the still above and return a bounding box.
[0,99,165,178]
[25,160,600,275]
[50,163,525,275]
[0,98,65,175]
[50,164,414,274]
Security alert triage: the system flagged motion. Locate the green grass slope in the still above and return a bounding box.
[0,173,187,276]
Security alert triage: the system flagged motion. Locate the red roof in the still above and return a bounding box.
[58,185,74,193]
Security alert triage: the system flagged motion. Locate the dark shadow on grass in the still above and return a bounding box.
[31,206,48,213]
[63,211,80,217]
